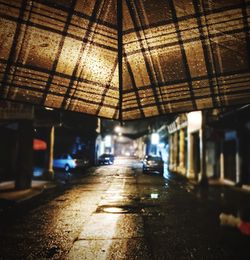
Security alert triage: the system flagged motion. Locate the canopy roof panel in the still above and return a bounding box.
[0,0,249,121]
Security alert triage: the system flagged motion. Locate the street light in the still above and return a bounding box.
[151,133,159,145]
[104,135,112,147]
[187,111,202,132]
[114,126,122,133]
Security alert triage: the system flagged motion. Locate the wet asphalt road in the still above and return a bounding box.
[0,158,250,259]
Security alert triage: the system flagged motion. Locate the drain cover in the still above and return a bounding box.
[96,205,140,214]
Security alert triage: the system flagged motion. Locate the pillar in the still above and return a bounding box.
[15,120,33,190]
[187,133,195,178]
[179,128,185,174]
[174,132,178,171]
[168,135,172,170]
[170,133,178,172]
[220,141,224,180]
[235,137,241,184]
[43,126,54,180]
[199,111,208,186]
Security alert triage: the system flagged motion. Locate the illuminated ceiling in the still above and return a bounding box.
[0,0,249,121]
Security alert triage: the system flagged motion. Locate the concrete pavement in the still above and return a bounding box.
[0,166,250,206]
[0,180,55,203]
[0,160,250,259]
[0,166,92,206]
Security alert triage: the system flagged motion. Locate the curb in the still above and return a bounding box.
[0,180,56,204]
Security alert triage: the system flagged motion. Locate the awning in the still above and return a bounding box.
[0,0,249,121]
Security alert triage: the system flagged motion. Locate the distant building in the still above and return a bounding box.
[167,106,250,188]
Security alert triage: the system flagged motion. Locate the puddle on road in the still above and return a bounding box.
[96,203,159,214]
[96,205,140,214]
[102,193,141,201]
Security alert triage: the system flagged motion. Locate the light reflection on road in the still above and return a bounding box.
[35,157,250,259]
[68,159,138,259]
[3,157,250,259]
[114,156,141,167]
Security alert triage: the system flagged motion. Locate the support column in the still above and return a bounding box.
[199,111,208,186]
[15,120,33,190]
[179,128,185,174]
[174,132,178,171]
[170,133,177,172]
[43,126,54,180]
[235,136,241,184]
[220,141,224,180]
[169,135,174,171]
[187,133,195,178]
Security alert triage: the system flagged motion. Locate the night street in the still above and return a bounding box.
[0,158,250,259]
[0,0,250,259]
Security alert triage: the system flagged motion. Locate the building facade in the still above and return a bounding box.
[167,107,250,188]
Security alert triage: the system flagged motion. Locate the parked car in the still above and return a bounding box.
[142,155,164,175]
[98,154,114,165]
[53,153,89,172]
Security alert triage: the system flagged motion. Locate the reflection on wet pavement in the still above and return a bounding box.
[68,162,149,259]
[1,158,250,259]
[66,158,250,259]
[70,158,250,259]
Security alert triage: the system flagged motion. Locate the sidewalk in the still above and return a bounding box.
[0,166,95,206]
[0,180,55,203]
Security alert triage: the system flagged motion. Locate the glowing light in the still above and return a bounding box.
[104,135,112,147]
[114,157,131,165]
[45,107,54,111]
[151,133,159,145]
[187,111,202,132]
[115,126,122,133]
[150,193,159,199]
[33,139,47,150]
[102,207,128,213]
[159,142,165,148]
